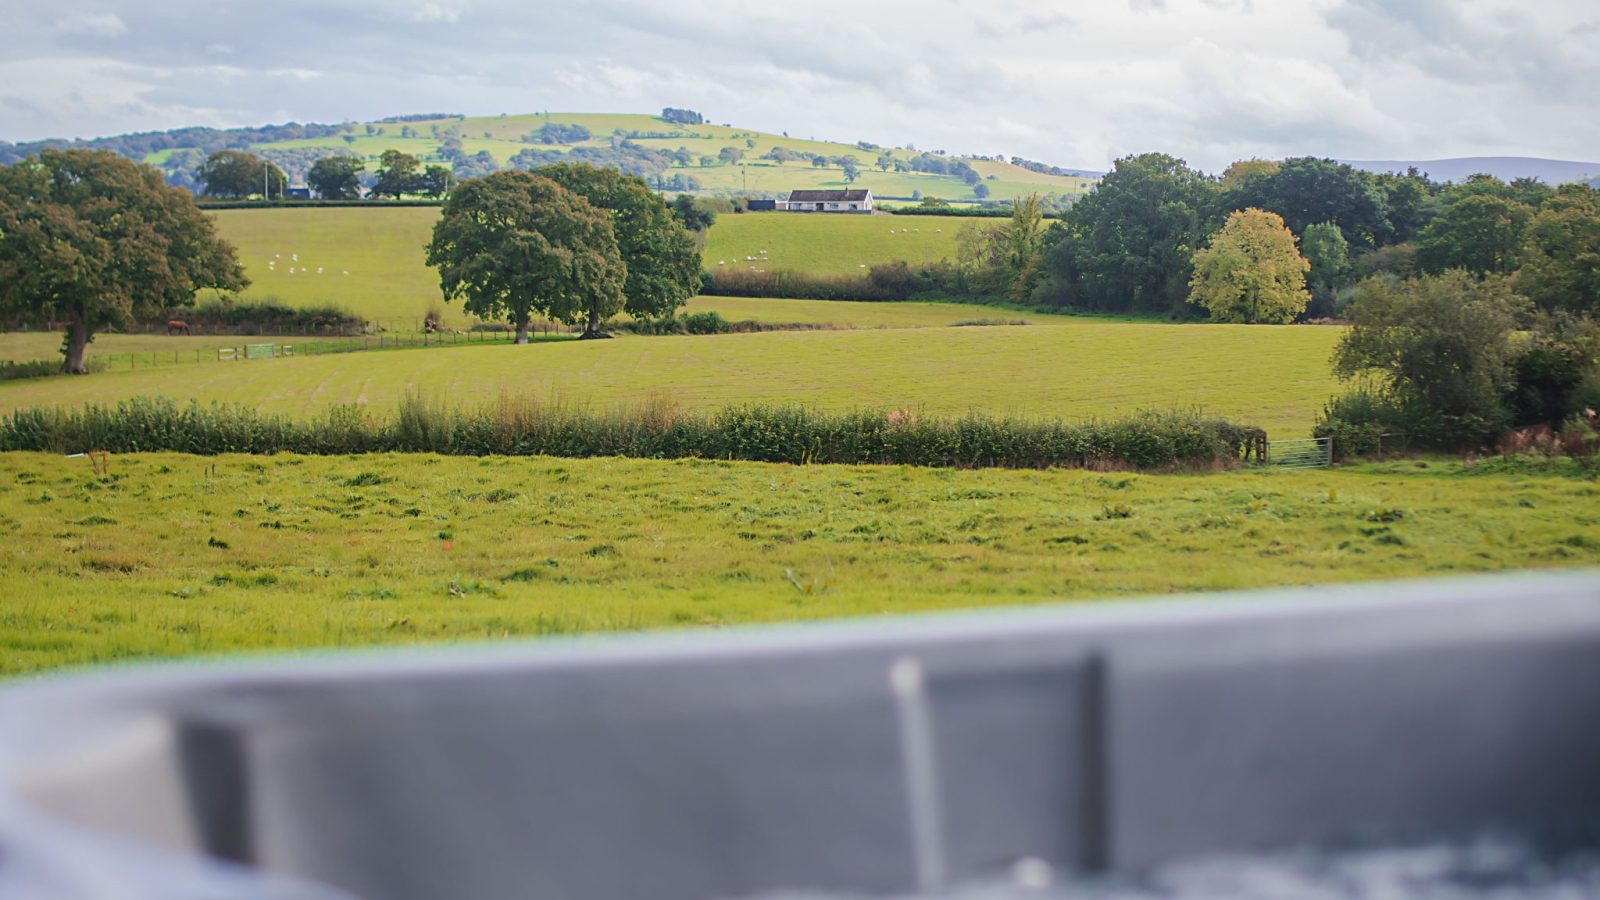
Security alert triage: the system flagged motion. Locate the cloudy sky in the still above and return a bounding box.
[3,0,1596,172]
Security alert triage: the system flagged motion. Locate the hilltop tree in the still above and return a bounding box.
[537,163,700,320]
[372,149,422,198]
[307,155,365,199]
[718,146,744,165]
[0,150,247,373]
[841,160,860,183]
[425,171,625,342]
[197,149,286,199]
[1188,208,1310,324]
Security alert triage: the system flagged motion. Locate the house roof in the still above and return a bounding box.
[787,189,871,202]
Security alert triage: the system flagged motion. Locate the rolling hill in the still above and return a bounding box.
[1341,156,1600,184]
[4,111,1101,205]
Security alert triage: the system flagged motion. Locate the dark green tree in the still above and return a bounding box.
[0,150,247,373]
[425,171,625,342]
[372,150,422,199]
[197,149,286,199]
[1515,184,1600,314]
[306,155,365,200]
[536,163,700,320]
[1415,193,1534,275]
[1300,221,1352,315]
[670,194,715,232]
[1045,152,1216,314]
[841,160,860,183]
[1223,157,1390,247]
[1334,272,1530,444]
[419,164,453,199]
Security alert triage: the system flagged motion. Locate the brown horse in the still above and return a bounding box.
[166,319,191,335]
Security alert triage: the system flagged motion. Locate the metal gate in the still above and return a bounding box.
[1265,436,1333,468]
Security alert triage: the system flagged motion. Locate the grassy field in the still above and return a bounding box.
[704,213,962,276]
[0,311,1344,437]
[3,450,1595,675]
[207,207,445,327]
[203,207,976,324]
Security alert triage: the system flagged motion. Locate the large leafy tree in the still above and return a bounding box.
[197,149,286,199]
[1047,152,1216,314]
[994,193,1047,301]
[0,150,247,373]
[1415,193,1534,275]
[535,163,700,320]
[307,155,365,200]
[1334,272,1529,443]
[372,150,422,199]
[1300,221,1352,316]
[1516,184,1600,314]
[425,171,625,342]
[419,165,453,199]
[1187,208,1310,323]
[1224,157,1390,247]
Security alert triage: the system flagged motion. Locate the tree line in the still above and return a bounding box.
[0,150,704,371]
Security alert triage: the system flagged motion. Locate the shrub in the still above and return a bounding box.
[0,358,108,381]
[153,298,364,335]
[1313,388,1429,458]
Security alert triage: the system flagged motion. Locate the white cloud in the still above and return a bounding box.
[411,3,460,24]
[3,0,1597,170]
[52,12,127,38]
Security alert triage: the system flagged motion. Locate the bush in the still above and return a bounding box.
[0,358,107,381]
[704,261,963,302]
[1313,388,1430,458]
[154,298,365,335]
[0,396,1263,471]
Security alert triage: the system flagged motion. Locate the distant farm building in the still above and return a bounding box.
[283,187,312,200]
[782,189,873,213]
[745,199,777,211]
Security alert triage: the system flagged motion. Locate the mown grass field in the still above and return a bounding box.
[0,309,1344,438]
[704,213,962,276]
[4,451,1595,676]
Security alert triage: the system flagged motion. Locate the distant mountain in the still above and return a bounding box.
[1341,156,1600,185]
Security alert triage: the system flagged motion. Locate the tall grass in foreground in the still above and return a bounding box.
[0,395,1263,470]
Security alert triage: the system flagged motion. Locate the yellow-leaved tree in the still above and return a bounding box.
[1188,208,1311,324]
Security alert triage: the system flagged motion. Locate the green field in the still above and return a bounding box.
[231,112,1096,203]
[704,213,962,276]
[0,309,1344,438]
[202,207,974,324]
[207,207,444,326]
[4,451,1594,675]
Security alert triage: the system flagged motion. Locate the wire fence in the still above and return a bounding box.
[85,327,579,373]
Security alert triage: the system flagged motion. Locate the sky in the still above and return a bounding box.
[2,0,1597,173]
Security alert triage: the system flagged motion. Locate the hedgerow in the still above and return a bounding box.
[0,395,1263,470]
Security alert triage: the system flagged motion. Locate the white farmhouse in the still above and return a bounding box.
[783,189,873,213]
